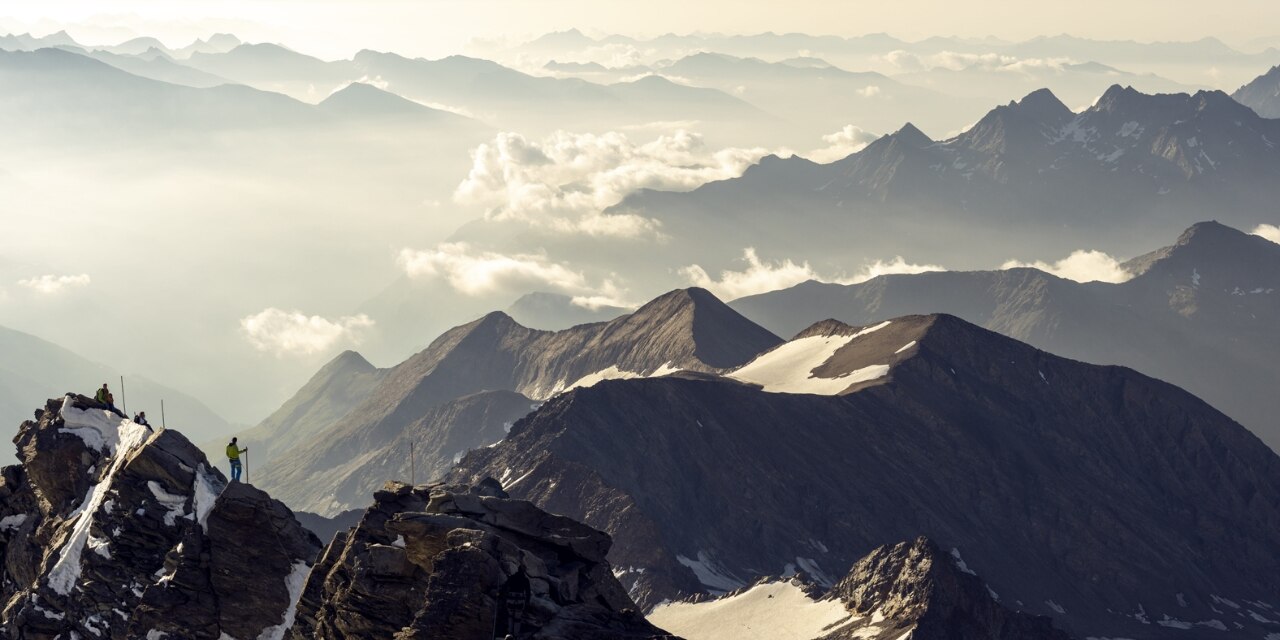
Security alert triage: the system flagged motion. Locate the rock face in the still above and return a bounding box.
[451,314,1280,639]
[731,221,1280,451]
[821,538,1070,640]
[0,394,321,639]
[258,287,782,515]
[291,480,678,640]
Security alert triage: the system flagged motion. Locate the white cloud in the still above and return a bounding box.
[397,242,630,305]
[880,50,1072,74]
[240,309,374,357]
[681,248,820,300]
[857,85,882,97]
[806,125,880,163]
[1001,250,1132,283]
[454,130,769,237]
[845,256,946,283]
[1253,223,1280,244]
[17,273,91,294]
[681,249,945,299]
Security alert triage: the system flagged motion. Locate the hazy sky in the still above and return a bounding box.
[6,0,1280,60]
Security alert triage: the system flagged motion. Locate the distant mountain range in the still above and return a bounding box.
[451,312,1280,639]
[730,221,1280,451]
[0,324,232,461]
[613,85,1280,269]
[255,288,781,514]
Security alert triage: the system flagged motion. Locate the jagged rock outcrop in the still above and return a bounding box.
[821,538,1071,640]
[291,480,678,640]
[0,394,322,639]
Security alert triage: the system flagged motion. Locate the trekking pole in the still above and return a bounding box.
[410,442,415,485]
[245,450,250,484]
[120,375,127,415]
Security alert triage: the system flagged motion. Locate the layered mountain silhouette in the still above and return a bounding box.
[613,85,1280,266]
[255,288,782,514]
[451,313,1280,638]
[730,221,1280,450]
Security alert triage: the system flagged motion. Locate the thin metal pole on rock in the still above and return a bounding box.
[245,450,250,484]
[120,375,127,415]
[160,399,166,430]
[410,442,415,485]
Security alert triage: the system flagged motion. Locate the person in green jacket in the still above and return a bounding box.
[227,437,248,482]
[94,383,125,418]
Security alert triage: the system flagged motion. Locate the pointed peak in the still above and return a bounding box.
[1014,87,1073,120]
[1094,84,1144,110]
[325,350,375,373]
[892,122,933,147]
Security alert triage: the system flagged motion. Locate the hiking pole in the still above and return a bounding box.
[245,450,250,484]
[410,442,415,485]
[120,375,127,415]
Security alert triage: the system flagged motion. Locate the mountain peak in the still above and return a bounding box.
[1122,220,1280,280]
[625,287,782,369]
[892,122,933,147]
[1013,87,1073,121]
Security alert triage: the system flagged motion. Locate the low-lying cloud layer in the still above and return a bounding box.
[681,249,944,299]
[398,242,629,306]
[1001,250,1132,283]
[240,308,375,357]
[17,273,91,294]
[454,130,768,237]
[881,50,1074,73]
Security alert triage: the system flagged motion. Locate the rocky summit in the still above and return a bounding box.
[291,479,678,639]
[0,394,321,640]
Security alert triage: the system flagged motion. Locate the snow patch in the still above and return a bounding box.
[254,560,310,640]
[1046,600,1066,614]
[0,514,27,531]
[894,341,916,354]
[192,463,223,531]
[648,580,855,640]
[729,322,891,395]
[147,481,191,527]
[950,548,977,575]
[676,551,744,592]
[47,400,151,595]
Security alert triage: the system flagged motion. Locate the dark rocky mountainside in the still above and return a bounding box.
[1232,64,1280,118]
[451,314,1280,639]
[0,394,322,639]
[257,288,781,515]
[291,480,678,639]
[614,86,1280,268]
[730,221,1280,450]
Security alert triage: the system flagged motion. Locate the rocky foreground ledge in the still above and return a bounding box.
[0,395,321,640]
[292,479,677,639]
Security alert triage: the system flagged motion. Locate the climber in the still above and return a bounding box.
[94,383,126,418]
[226,437,248,482]
[133,411,152,429]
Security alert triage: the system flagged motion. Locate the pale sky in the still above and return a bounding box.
[4,0,1280,60]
